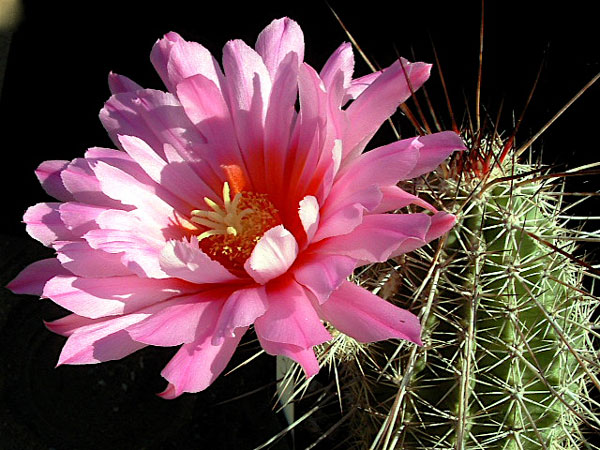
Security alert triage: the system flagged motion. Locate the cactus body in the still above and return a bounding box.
[326,146,600,449]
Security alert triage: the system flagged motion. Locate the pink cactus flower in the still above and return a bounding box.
[7,18,465,398]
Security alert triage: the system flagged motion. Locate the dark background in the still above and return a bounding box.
[0,1,598,449]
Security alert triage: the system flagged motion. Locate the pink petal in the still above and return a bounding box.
[6,258,70,296]
[108,72,143,94]
[371,185,437,214]
[45,313,98,337]
[221,39,271,190]
[60,157,125,208]
[254,277,331,349]
[244,225,299,285]
[58,202,106,235]
[99,88,205,161]
[159,238,239,284]
[262,52,299,201]
[298,195,320,243]
[317,213,432,263]
[316,280,422,345]
[343,58,431,160]
[84,210,167,279]
[293,252,356,304]
[389,211,456,259]
[258,338,320,378]
[91,158,178,229]
[320,42,354,92]
[24,202,74,246]
[159,329,246,398]
[175,74,249,185]
[56,312,151,365]
[213,286,268,344]
[343,70,383,104]
[54,240,131,278]
[42,275,193,319]
[400,131,466,181]
[127,292,224,347]
[35,160,75,202]
[150,31,223,94]
[255,17,304,78]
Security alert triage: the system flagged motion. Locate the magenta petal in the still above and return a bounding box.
[255,17,304,78]
[317,280,422,345]
[254,278,331,349]
[127,292,224,347]
[6,258,70,296]
[159,329,246,398]
[244,225,299,285]
[45,313,98,337]
[35,160,75,202]
[258,338,320,378]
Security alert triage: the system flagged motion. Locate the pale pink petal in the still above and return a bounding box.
[254,277,331,349]
[293,253,356,304]
[159,238,239,284]
[24,203,74,246]
[343,59,431,160]
[298,195,319,243]
[316,280,422,345]
[42,275,193,319]
[371,185,437,214]
[108,72,143,94]
[255,17,304,78]
[150,31,223,94]
[54,240,131,278]
[213,286,268,344]
[127,292,224,347]
[244,225,299,285]
[159,329,246,398]
[6,258,70,296]
[35,160,74,202]
[258,338,320,378]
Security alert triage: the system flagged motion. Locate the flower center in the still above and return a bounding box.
[190,182,281,270]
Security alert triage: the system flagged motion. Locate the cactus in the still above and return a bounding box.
[274,20,600,450]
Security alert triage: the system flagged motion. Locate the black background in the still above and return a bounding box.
[0,1,598,449]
